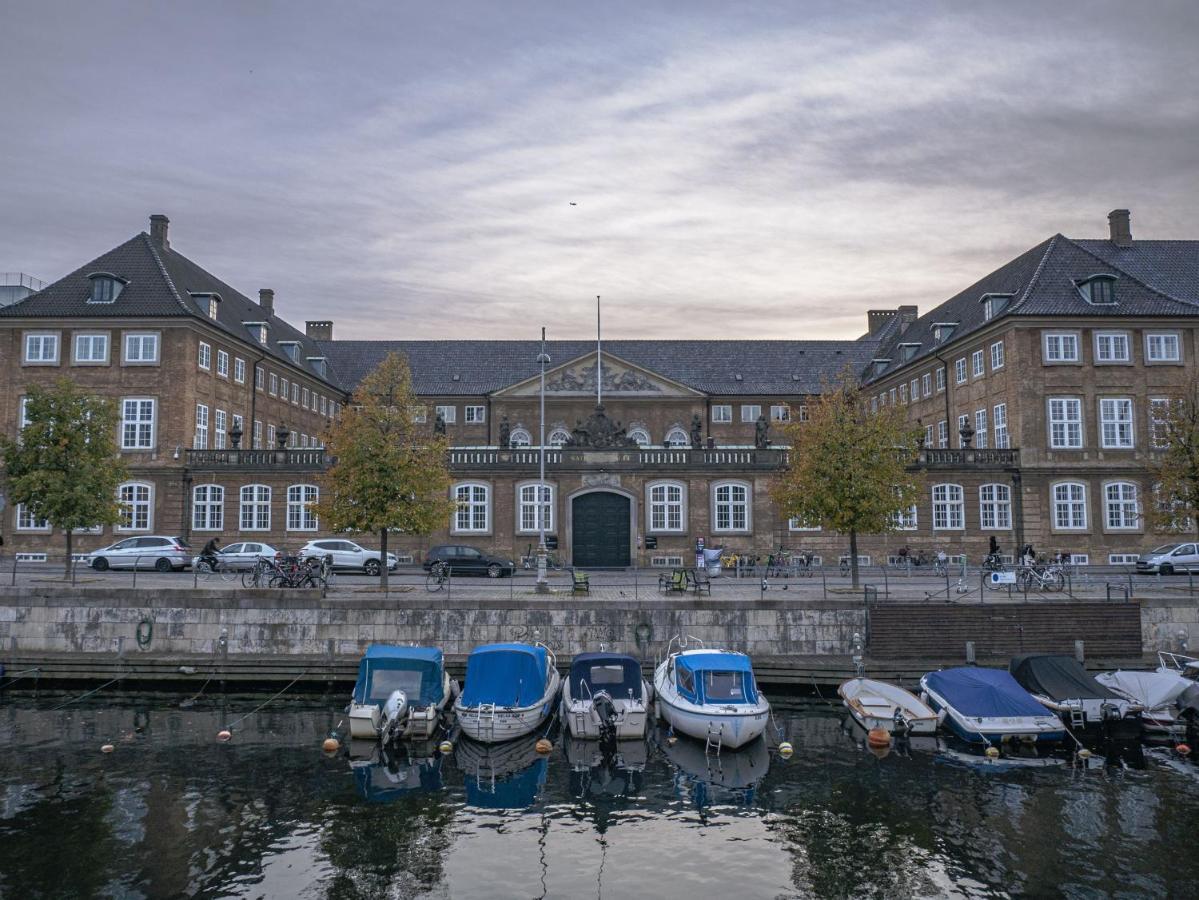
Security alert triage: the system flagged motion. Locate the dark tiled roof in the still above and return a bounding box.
[318,339,877,397]
[0,231,343,390]
[865,235,1199,383]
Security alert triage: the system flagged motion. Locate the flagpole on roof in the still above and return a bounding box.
[596,295,602,408]
[536,326,550,593]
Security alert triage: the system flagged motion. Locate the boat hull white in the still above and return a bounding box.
[560,680,651,739]
[921,679,1065,745]
[348,673,457,741]
[455,669,561,743]
[838,678,938,736]
[653,660,769,750]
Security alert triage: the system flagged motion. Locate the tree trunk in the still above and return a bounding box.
[849,529,860,589]
[64,529,73,581]
[379,527,389,591]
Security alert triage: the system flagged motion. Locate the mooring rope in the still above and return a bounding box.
[0,668,41,691]
[50,674,125,711]
[221,670,308,733]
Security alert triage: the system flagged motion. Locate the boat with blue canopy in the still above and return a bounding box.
[653,638,770,750]
[348,645,457,742]
[454,642,561,743]
[920,667,1065,745]
[560,651,651,740]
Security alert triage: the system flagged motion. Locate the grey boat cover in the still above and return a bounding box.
[1009,655,1122,702]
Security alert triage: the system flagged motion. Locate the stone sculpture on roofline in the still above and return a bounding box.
[564,405,641,449]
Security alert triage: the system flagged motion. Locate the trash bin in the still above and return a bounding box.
[703,547,724,576]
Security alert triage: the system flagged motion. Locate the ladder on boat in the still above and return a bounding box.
[1069,707,1086,730]
[478,703,497,741]
[705,722,723,756]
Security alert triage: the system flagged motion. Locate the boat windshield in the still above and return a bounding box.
[704,670,746,702]
[368,668,425,702]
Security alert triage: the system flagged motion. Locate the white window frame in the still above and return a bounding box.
[954,358,967,384]
[508,427,532,448]
[1094,331,1130,364]
[1043,331,1080,363]
[1048,398,1083,449]
[711,405,732,424]
[216,349,229,378]
[1103,481,1140,531]
[627,427,651,447]
[301,387,310,408]
[234,357,246,384]
[290,382,299,405]
[192,484,225,531]
[1099,397,1134,449]
[269,373,278,396]
[287,484,319,531]
[891,489,917,530]
[198,342,212,371]
[464,405,486,424]
[120,397,156,450]
[788,515,822,532]
[932,483,964,531]
[957,414,969,448]
[979,483,1012,530]
[740,404,761,423]
[712,481,751,533]
[116,482,153,532]
[1145,331,1181,363]
[517,482,554,534]
[453,482,490,534]
[937,419,948,449]
[1052,481,1088,531]
[770,404,790,423]
[994,403,1009,449]
[15,503,51,532]
[73,332,109,364]
[1149,397,1172,449]
[23,332,59,364]
[922,373,932,397]
[122,332,160,365]
[990,340,1004,371]
[936,367,946,392]
[664,427,689,449]
[647,481,686,533]
[239,484,272,532]
[253,420,262,449]
[548,428,571,448]
[974,409,988,449]
[214,409,226,450]
[899,384,908,404]
[194,403,209,450]
[255,366,265,390]
[267,424,276,447]
[435,405,456,425]
[971,349,984,378]
[1109,553,1140,566]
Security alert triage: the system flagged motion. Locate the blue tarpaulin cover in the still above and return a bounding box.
[353,645,444,708]
[568,652,644,701]
[676,651,758,705]
[460,643,549,708]
[924,667,1048,718]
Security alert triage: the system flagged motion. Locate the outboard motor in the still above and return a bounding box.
[380,689,409,743]
[593,690,618,758]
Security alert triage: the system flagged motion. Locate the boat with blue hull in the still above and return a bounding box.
[454,642,561,743]
[921,667,1065,745]
[348,645,457,742]
[653,640,770,750]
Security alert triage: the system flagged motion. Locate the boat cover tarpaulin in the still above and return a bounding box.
[461,643,549,708]
[923,667,1048,718]
[353,645,444,707]
[568,652,644,701]
[1009,655,1121,702]
[1096,671,1189,710]
[676,651,759,705]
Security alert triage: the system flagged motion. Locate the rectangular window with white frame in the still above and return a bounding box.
[234,357,246,384]
[922,373,932,397]
[121,398,156,450]
[971,349,984,378]
[891,486,917,530]
[24,333,59,364]
[1053,482,1088,530]
[518,483,554,533]
[1149,397,1173,448]
[770,405,790,423]
[957,414,968,447]
[648,482,685,532]
[15,503,51,532]
[925,423,934,446]
[713,482,750,531]
[410,406,427,424]
[788,515,821,532]
[994,403,1009,448]
[267,424,275,447]
[123,333,159,364]
[253,420,262,449]
[797,404,809,422]
[899,384,908,404]
[932,484,964,530]
[979,483,1012,530]
[255,366,264,390]
[711,405,732,424]
[464,405,486,424]
[1099,398,1134,449]
[938,419,948,448]
[239,485,271,531]
[990,340,1004,371]
[214,409,226,450]
[936,367,946,392]
[287,484,319,531]
[740,404,761,423]
[435,405,456,425]
[453,483,489,532]
[194,404,209,449]
[73,333,109,364]
[193,484,224,531]
[955,358,967,384]
[216,349,229,377]
[1094,332,1130,363]
[1104,482,1140,530]
[117,482,153,531]
[974,409,988,449]
[301,387,310,408]
[1145,332,1181,363]
[1109,553,1140,565]
[1043,331,1080,363]
[269,373,278,396]
[910,379,919,401]
[1048,398,1083,449]
[198,342,211,371]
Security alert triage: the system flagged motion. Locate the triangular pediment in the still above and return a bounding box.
[496,351,703,398]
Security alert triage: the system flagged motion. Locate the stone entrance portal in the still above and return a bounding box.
[571,492,631,569]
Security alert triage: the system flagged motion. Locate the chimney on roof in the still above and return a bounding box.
[1108,209,1132,247]
[306,320,333,341]
[867,309,897,336]
[149,214,169,250]
[259,288,275,316]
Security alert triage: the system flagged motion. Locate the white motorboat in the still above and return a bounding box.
[347,645,456,742]
[560,651,651,740]
[653,639,770,751]
[838,677,938,735]
[454,642,561,744]
[1098,661,1199,739]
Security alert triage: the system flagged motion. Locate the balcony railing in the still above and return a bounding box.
[185,449,331,470]
[917,447,1020,468]
[449,446,791,472]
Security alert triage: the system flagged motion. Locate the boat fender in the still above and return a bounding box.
[100,743,114,754]
[778,741,794,758]
[217,730,232,742]
[322,737,340,754]
[1176,743,1192,755]
[1077,749,1092,760]
[866,727,890,748]
[667,735,678,746]
[984,746,1000,759]
[535,738,553,754]
[438,740,453,754]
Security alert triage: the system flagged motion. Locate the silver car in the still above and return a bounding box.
[297,539,398,575]
[192,541,279,572]
[87,536,192,572]
[1136,543,1197,575]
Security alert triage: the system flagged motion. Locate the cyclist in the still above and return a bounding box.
[199,536,222,570]
[984,536,1003,571]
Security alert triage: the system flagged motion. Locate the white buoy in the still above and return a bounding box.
[217,730,232,742]
[438,740,453,754]
[778,741,794,758]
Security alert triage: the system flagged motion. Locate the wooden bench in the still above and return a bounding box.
[658,568,688,594]
[688,567,712,596]
[571,569,590,594]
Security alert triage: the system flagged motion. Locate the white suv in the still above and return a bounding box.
[297,539,398,575]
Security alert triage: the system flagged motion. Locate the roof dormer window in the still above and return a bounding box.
[307,356,327,377]
[278,341,300,362]
[981,293,1012,321]
[871,358,891,377]
[1076,274,1117,305]
[87,273,125,304]
[899,342,920,362]
[932,322,958,343]
[191,292,222,320]
[243,321,269,344]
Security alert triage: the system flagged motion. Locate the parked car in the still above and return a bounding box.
[87,536,192,572]
[423,545,516,578]
[1136,543,1197,575]
[296,539,398,575]
[192,542,280,572]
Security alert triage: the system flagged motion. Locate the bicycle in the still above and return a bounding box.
[932,551,949,578]
[982,552,1007,591]
[426,561,449,592]
[1017,560,1066,593]
[242,556,271,588]
[520,545,562,570]
[196,556,239,583]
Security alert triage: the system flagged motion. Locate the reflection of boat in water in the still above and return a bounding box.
[657,726,770,807]
[563,735,648,799]
[454,734,549,809]
[840,716,939,757]
[349,739,444,802]
[347,645,457,742]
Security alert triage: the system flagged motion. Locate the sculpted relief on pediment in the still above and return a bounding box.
[498,354,701,398]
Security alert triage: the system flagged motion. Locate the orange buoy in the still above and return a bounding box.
[866,727,890,748]
[100,744,115,754]
[535,738,552,754]
[322,737,340,754]
[868,742,891,760]
[985,746,1000,759]
[1176,743,1192,755]
[217,730,232,742]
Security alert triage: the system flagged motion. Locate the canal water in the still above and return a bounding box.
[1,694,1196,899]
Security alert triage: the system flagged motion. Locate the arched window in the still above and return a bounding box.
[287,484,319,531]
[1052,482,1087,530]
[931,484,964,530]
[664,427,688,448]
[517,483,553,533]
[240,484,271,531]
[978,483,1011,530]
[1104,482,1139,530]
[193,484,224,531]
[509,428,532,448]
[548,428,570,448]
[627,428,651,447]
[712,481,751,532]
[117,482,153,531]
[454,482,490,533]
[647,481,686,532]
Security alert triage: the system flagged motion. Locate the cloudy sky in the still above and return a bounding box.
[2,1,1197,340]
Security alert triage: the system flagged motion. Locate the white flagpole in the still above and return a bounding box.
[596,294,602,407]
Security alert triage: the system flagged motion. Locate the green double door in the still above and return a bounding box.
[571,492,631,569]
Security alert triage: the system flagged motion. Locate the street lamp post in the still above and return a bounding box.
[536,327,551,593]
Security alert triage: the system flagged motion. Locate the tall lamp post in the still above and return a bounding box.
[536,327,551,593]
